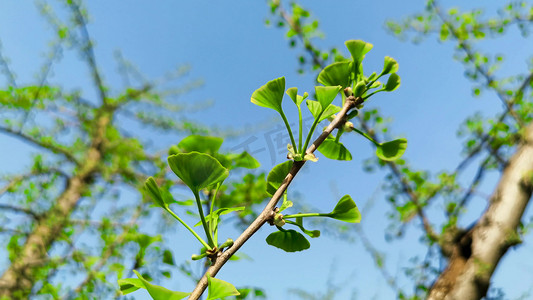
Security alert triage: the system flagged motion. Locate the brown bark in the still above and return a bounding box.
[428,122,533,300]
[0,114,110,299]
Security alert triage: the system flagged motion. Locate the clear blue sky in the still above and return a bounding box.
[0,1,532,299]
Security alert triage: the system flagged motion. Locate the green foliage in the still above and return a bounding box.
[118,270,193,299]
[317,61,352,87]
[376,138,408,161]
[305,100,341,123]
[217,173,269,223]
[168,152,229,196]
[315,85,342,111]
[250,77,286,114]
[145,177,166,208]
[317,137,352,161]
[266,228,311,252]
[266,161,294,196]
[173,135,224,155]
[384,73,401,92]
[206,273,241,300]
[327,195,361,223]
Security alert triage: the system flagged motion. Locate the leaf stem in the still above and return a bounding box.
[280,111,298,151]
[302,112,323,154]
[210,182,222,245]
[351,126,380,146]
[164,207,211,250]
[194,191,216,248]
[362,88,384,100]
[297,105,303,152]
[284,212,329,218]
[335,126,345,143]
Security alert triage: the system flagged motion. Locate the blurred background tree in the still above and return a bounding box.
[0,1,267,299]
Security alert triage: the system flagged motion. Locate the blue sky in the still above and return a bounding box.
[1,1,532,299]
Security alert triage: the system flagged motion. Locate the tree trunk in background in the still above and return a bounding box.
[428,122,533,300]
[0,114,109,299]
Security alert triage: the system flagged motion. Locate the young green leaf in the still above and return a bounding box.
[306,100,322,119]
[327,195,361,223]
[376,138,407,161]
[213,153,232,169]
[194,207,245,227]
[231,151,260,169]
[384,73,401,91]
[317,138,352,161]
[315,85,342,110]
[145,177,166,208]
[317,61,352,87]
[250,77,285,114]
[320,104,342,122]
[168,152,229,195]
[279,194,293,212]
[266,229,310,252]
[344,40,373,64]
[118,278,143,295]
[381,56,399,75]
[206,273,240,300]
[177,135,223,154]
[266,160,293,196]
[353,81,366,97]
[286,87,304,106]
[132,270,189,300]
[306,100,341,123]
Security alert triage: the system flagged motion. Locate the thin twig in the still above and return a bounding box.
[69,1,108,104]
[430,0,525,128]
[0,126,79,165]
[0,204,40,220]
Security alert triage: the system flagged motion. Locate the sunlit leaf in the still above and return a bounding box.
[286,87,305,106]
[118,278,143,295]
[306,100,322,119]
[168,152,229,195]
[381,56,399,75]
[354,81,366,97]
[213,153,232,169]
[176,135,223,154]
[327,195,361,223]
[206,273,240,300]
[344,40,373,64]
[306,100,341,123]
[315,85,342,110]
[250,77,285,114]
[279,196,293,212]
[231,151,260,169]
[194,207,245,227]
[320,104,341,122]
[317,138,352,161]
[266,229,310,252]
[376,138,407,161]
[266,161,293,196]
[384,73,401,91]
[132,270,189,300]
[317,61,351,87]
[145,177,166,208]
